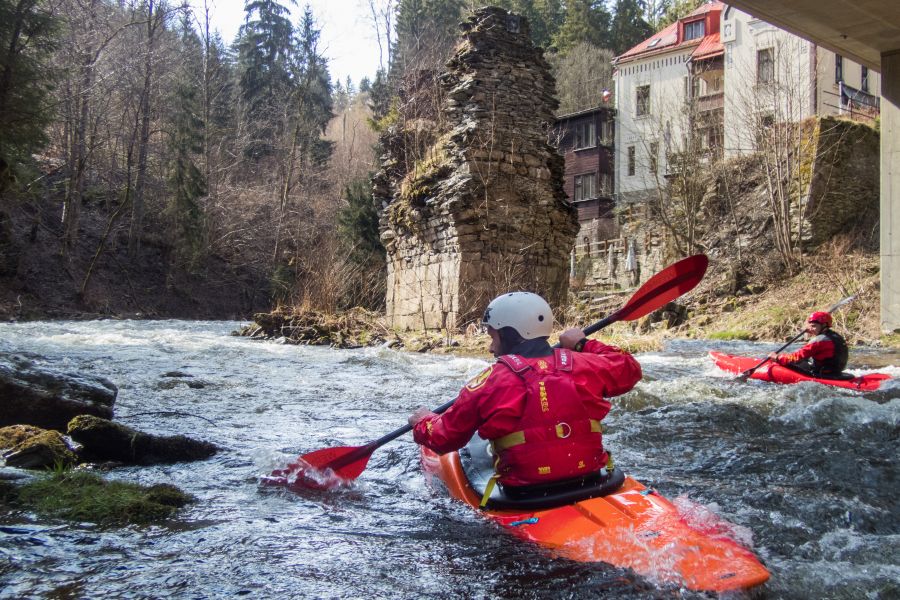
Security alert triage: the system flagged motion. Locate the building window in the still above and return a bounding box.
[757,48,774,84]
[649,142,659,174]
[627,146,636,176]
[861,66,869,92]
[684,19,705,41]
[574,173,597,200]
[835,54,843,83]
[574,121,596,149]
[636,85,650,116]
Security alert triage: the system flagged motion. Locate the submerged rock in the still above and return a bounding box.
[0,354,116,430]
[67,415,218,465]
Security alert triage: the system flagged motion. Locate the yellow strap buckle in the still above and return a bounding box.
[480,474,500,508]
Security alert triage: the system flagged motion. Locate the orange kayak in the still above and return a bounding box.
[420,439,770,593]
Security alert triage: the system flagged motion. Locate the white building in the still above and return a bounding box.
[613,2,881,202]
[721,5,881,156]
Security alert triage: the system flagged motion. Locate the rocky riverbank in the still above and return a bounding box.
[237,246,898,355]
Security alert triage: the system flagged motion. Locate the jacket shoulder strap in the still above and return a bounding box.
[497,354,532,375]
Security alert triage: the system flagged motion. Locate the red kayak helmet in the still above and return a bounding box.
[807,311,832,327]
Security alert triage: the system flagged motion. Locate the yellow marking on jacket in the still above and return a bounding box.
[466,365,493,391]
[539,381,549,412]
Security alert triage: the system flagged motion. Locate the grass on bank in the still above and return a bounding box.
[1,470,194,526]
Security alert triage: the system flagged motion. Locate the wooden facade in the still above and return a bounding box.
[554,106,617,237]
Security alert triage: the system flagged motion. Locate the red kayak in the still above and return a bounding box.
[709,351,891,391]
[420,438,770,593]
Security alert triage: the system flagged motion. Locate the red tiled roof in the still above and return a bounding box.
[614,1,725,64]
[692,31,723,60]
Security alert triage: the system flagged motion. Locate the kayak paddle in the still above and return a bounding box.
[265,253,709,490]
[733,294,857,383]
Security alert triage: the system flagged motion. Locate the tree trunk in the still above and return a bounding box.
[128,0,157,257]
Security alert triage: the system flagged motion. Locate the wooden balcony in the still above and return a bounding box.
[697,91,724,112]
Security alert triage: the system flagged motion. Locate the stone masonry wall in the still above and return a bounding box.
[803,116,879,248]
[374,7,578,331]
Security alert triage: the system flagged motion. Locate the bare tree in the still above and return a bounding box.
[728,36,815,274]
[547,42,614,115]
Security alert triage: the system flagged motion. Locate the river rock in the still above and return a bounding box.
[638,302,689,332]
[67,415,219,465]
[0,353,117,430]
[0,424,47,450]
[2,428,79,469]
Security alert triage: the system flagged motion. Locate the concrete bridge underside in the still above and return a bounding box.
[726,0,900,333]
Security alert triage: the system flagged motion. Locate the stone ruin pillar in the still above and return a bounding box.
[373,7,578,331]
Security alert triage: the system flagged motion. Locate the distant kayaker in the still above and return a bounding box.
[767,311,848,377]
[407,292,642,496]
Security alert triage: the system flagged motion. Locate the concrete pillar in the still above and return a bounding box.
[881,51,900,333]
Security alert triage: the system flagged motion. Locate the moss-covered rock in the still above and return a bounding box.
[2,428,78,469]
[12,471,194,525]
[67,415,218,465]
[0,424,46,451]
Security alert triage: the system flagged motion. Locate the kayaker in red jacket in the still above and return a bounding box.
[408,292,642,491]
[768,311,848,377]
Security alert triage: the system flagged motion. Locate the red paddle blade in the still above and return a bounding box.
[261,445,374,490]
[615,254,708,322]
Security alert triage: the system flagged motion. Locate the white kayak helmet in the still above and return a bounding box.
[482,292,553,339]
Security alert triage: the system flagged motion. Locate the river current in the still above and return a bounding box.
[1,320,898,599]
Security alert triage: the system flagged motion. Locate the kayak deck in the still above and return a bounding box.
[709,351,891,390]
[420,447,770,593]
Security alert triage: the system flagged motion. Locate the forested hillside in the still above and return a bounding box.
[0,0,710,319]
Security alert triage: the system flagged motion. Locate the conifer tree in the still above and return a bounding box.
[610,0,654,55]
[658,0,706,28]
[235,0,294,161]
[272,5,333,261]
[491,0,563,50]
[164,13,207,269]
[201,31,235,198]
[337,176,383,268]
[289,6,333,171]
[0,0,57,182]
[553,0,611,56]
[337,175,385,308]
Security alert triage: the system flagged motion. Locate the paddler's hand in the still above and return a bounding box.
[559,328,588,351]
[408,406,437,427]
[767,352,778,360]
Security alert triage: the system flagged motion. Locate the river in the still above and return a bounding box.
[1,320,898,599]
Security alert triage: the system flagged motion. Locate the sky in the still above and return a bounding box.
[200,0,386,86]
